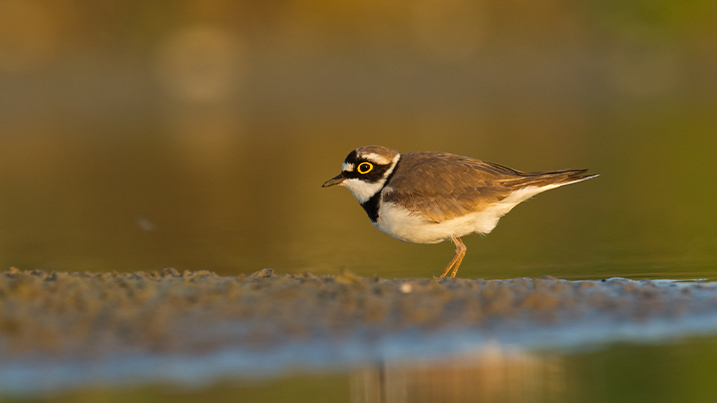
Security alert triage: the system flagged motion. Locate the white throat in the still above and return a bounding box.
[341,154,400,204]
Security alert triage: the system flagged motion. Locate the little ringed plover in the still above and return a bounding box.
[323,145,598,278]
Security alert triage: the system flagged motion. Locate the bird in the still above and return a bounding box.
[322,145,598,278]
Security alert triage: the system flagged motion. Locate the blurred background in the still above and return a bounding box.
[2,1,717,402]
[0,0,716,279]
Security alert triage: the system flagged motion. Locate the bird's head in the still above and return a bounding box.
[322,145,401,203]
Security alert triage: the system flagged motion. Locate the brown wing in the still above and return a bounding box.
[383,152,593,223]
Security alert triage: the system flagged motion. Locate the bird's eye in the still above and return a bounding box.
[357,162,373,174]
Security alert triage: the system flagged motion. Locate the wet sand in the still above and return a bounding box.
[1,267,714,360]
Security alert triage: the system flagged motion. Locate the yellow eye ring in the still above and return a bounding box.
[357,162,373,174]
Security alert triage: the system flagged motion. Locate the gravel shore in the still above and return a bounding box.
[1,267,714,360]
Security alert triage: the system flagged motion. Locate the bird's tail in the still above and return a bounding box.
[501,169,599,189]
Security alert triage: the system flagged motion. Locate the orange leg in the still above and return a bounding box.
[438,236,467,279]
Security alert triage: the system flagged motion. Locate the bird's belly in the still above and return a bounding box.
[374,202,506,244]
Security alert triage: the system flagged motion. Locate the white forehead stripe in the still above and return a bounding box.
[380,153,401,179]
[360,152,393,165]
[342,162,355,172]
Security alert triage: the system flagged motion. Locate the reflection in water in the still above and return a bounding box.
[351,348,564,403]
[7,335,717,402]
[348,335,717,403]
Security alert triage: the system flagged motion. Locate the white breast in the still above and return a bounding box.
[374,185,561,244]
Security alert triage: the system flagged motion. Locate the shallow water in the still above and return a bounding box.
[7,320,717,403]
[29,337,717,403]
[0,116,715,281]
[8,336,717,403]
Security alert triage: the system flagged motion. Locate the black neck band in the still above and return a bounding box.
[360,157,401,223]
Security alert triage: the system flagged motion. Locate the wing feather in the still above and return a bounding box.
[383,152,594,223]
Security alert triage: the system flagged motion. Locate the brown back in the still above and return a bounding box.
[383,152,592,223]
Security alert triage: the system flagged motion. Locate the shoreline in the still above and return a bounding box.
[2,268,717,394]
